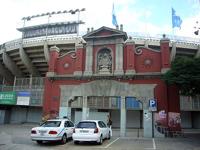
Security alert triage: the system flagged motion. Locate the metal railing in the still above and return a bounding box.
[0,85,44,106]
[1,31,199,51]
[180,95,200,111]
[0,77,44,107]
[71,96,143,109]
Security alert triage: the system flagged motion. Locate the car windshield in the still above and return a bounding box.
[41,121,61,127]
[76,122,96,128]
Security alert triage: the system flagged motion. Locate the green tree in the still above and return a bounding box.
[162,56,200,96]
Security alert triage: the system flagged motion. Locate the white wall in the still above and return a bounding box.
[74,110,109,125]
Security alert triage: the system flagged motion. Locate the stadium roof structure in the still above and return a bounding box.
[0,26,199,83]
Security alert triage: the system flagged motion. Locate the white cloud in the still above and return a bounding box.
[175,12,200,38]
[0,0,199,44]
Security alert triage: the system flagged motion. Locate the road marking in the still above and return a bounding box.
[144,138,156,150]
[153,138,156,149]
[104,137,120,148]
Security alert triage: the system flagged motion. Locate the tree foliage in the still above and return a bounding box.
[162,56,200,96]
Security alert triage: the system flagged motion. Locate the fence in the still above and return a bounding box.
[180,95,200,111]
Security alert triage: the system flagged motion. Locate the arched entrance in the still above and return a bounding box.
[59,80,156,137]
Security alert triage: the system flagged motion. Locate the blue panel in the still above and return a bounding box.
[126,97,140,108]
[126,97,132,108]
[117,97,140,109]
[17,91,31,97]
[117,97,121,108]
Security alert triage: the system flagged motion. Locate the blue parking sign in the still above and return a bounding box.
[149,99,157,111]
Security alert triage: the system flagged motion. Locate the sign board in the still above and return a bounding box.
[17,91,31,106]
[149,98,157,111]
[0,92,16,105]
[17,22,80,38]
[159,110,167,119]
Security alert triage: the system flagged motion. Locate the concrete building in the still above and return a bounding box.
[0,22,200,138]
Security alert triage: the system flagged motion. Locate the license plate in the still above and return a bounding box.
[39,130,46,135]
[80,130,89,133]
[40,133,44,136]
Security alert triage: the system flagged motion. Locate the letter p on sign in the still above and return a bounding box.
[149,99,157,111]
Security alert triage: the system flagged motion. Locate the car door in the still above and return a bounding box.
[98,121,107,139]
[64,121,71,137]
[66,121,74,137]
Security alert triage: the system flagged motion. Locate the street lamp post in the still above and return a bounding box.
[45,14,51,41]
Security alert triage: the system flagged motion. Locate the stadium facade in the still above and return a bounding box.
[0,21,200,137]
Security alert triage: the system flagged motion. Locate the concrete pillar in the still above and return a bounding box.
[195,45,200,58]
[0,62,13,83]
[143,109,153,137]
[19,47,39,76]
[44,42,50,62]
[120,96,126,137]
[114,39,124,75]
[84,44,93,76]
[124,38,136,75]
[74,42,85,76]
[160,35,170,73]
[144,40,149,48]
[29,74,32,89]
[49,46,60,72]
[59,97,73,119]
[3,50,23,77]
[170,42,176,62]
[82,96,89,120]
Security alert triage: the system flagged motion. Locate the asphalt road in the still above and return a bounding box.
[0,124,200,150]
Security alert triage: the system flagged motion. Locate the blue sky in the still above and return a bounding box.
[0,0,200,44]
[114,0,200,35]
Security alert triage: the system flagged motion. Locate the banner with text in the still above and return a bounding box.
[0,92,16,105]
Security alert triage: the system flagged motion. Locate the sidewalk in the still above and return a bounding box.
[182,128,200,134]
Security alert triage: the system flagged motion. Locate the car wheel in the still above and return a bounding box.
[98,135,103,145]
[36,140,43,144]
[61,134,67,144]
[74,141,79,144]
[107,132,111,140]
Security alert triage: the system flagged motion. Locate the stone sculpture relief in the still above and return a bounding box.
[97,49,112,74]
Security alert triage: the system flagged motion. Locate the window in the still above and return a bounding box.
[41,121,61,127]
[64,121,70,127]
[77,121,97,128]
[64,121,74,127]
[101,121,107,128]
[69,121,74,127]
[98,121,106,128]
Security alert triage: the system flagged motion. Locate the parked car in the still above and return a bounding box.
[31,118,74,144]
[72,120,111,145]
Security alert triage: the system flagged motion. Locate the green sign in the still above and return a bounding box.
[0,92,16,105]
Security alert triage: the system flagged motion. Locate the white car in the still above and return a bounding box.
[72,120,111,145]
[31,118,74,144]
